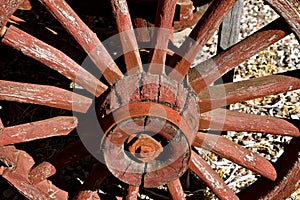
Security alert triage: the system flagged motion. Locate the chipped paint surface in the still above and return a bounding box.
[116,0,129,15]
[245,152,255,162]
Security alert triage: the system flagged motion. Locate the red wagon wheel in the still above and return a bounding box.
[0,0,299,199]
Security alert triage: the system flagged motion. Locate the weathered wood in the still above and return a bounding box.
[148,0,177,74]
[2,25,107,97]
[0,146,68,200]
[100,105,191,187]
[215,0,243,85]
[175,0,193,22]
[238,137,300,199]
[98,73,198,144]
[39,0,123,85]
[198,72,300,112]
[167,178,186,200]
[9,15,25,23]
[73,191,101,200]
[124,185,139,200]
[0,0,24,31]
[0,80,92,113]
[133,18,151,42]
[8,15,88,63]
[265,0,300,40]
[189,18,291,94]
[29,162,56,184]
[189,151,238,200]
[100,101,192,144]
[173,10,204,30]
[199,108,300,137]
[19,0,32,10]
[168,0,238,82]
[0,116,77,146]
[193,132,277,180]
[97,73,199,187]
[111,0,142,75]
[218,0,243,51]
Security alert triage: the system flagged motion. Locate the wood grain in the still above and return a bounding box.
[2,25,107,97]
[0,80,92,113]
[39,0,123,84]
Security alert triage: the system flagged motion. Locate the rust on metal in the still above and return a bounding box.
[193,132,277,180]
[2,25,107,97]
[189,151,239,200]
[0,116,77,146]
[0,80,92,113]
[188,17,291,94]
[199,108,300,137]
[168,0,238,82]
[198,73,300,113]
[39,0,123,85]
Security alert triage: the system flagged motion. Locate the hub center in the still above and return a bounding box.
[96,72,199,187]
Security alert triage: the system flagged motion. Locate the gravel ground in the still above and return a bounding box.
[176,0,300,199]
[0,0,299,199]
[190,0,300,199]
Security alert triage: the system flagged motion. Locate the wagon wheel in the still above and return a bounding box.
[0,0,300,199]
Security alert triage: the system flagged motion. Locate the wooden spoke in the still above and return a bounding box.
[0,80,92,113]
[19,0,32,10]
[0,0,24,31]
[39,0,123,84]
[217,0,243,51]
[124,185,139,200]
[0,146,68,200]
[189,18,291,94]
[198,71,300,112]
[199,108,300,137]
[29,162,56,184]
[193,132,277,180]
[265,0,300,40]
[238,137,300,199]
[73,191,101,200]
[167,178,185,200]
[148,0,177,74]
[0,116,77,146]
[111,0,142,75]
[189,151,238,200]
[2,25,107,97]
[133,18,151,42]
[168,0,238,82]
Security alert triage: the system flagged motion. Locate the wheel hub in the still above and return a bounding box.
[96,73,200,187]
